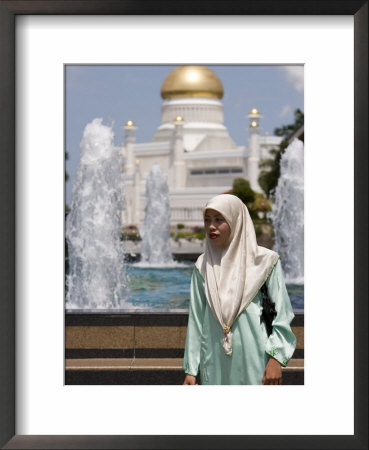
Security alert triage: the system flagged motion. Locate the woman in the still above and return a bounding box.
[183,194,296,385]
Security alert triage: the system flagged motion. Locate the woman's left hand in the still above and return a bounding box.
[262,357,282,385]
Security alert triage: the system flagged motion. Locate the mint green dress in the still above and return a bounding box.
[183,259,296,385]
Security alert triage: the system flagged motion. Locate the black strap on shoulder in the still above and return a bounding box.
[260,283,277,337]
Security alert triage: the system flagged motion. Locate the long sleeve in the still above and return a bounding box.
[182,266,207,376]
[264,260,296,367]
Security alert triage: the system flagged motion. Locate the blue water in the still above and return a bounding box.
[126,263,304,313]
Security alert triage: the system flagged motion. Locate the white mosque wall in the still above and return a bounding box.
[187,173,245,189]
[259,135,281,146]
[139,156,170,181]
[160,98,224,125]
[169,187,231,226]
[123,138,278,226]
[193,134,237,152]
[153,123,236,150]
[259,136,282,159]
[125,138,253,226]
[153,96,236,150]
[134,141,171,154]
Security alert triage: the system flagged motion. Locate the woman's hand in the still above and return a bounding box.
[183,374,198,385]
[262,357,282,385]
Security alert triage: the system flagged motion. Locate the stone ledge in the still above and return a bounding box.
[66,357,304,372]
[65,325,304,350]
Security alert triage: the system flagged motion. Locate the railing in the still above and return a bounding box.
[171,207,203,222]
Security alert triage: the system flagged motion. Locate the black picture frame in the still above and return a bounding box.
[0,1,367,449]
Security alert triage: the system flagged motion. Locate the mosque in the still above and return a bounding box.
[120,65,282,227]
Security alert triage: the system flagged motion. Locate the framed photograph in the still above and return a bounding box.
[63,63,305,387]
[1,1,367,449]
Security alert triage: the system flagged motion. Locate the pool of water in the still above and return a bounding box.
[124,262,304,313]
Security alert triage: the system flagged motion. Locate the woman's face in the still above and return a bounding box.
[204,209,231,248]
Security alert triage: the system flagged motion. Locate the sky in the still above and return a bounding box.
[65,65,304,205]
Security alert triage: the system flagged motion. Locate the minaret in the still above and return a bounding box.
[123,120,137,175]
[247,108,262,192]
[172,116,185,189]
[122,120,137,225]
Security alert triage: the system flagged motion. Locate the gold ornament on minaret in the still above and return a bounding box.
[247,108,262,122]
[161,66,224,99]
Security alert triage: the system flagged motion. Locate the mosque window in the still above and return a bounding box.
[190,168,242,176]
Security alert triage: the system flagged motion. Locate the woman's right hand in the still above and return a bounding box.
[183,374,197,385]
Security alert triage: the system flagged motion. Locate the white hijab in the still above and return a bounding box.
[196,194,279,355]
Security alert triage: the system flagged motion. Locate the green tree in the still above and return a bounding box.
[258,109,304,198]
[232,177,255,206]
[252,193,272,214]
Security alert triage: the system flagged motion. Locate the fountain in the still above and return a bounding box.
[122,163,193,311]
[271,138,304,285]
[138,163,175,266]
[66,118,127,309]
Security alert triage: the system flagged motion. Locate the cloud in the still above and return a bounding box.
[278,105,292,118]
[280,66,304,92]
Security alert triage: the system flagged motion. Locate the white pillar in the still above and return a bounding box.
[173,116,185,189]
[121,120,138,226]
[123,120,137,176]
[247,108,262,192]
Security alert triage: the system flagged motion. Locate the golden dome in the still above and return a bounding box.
[249,108,260,115]
[125,120,135,127]
[161,66,224,99]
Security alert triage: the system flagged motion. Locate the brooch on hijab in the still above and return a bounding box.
[223,325,231,334]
